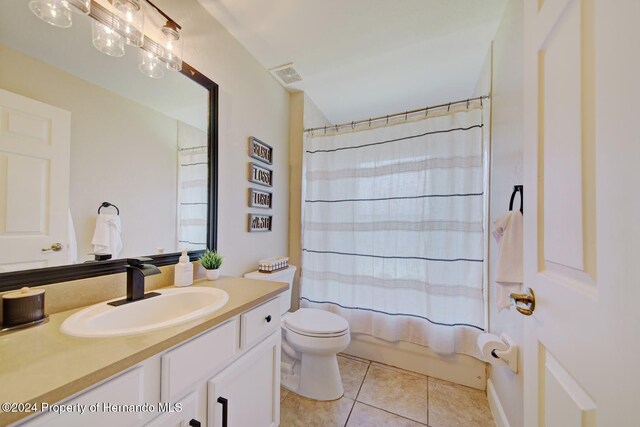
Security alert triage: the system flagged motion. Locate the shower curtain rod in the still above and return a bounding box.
[304,95,490,134]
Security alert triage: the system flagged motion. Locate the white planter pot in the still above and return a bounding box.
[205,268,220,281]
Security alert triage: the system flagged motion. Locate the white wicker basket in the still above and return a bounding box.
[258,256,289,273]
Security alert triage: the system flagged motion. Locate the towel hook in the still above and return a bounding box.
[509,185,523,214]
[98,202,120,215]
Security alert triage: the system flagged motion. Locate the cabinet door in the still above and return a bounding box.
[146,391,201,427]
[207,331,280,427]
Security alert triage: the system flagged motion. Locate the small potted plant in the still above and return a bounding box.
[200,249,223,280]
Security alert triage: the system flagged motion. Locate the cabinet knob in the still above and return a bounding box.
[265,315,272,323]
[188,419,201,427]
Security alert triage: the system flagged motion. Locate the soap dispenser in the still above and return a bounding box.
[174,250,194,287]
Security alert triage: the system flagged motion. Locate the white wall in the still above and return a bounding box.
[154,0,291,276]
[0,44,179,260]
[479,0,525,425]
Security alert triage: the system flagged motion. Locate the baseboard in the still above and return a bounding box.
[487,378,510,427]
[343,333,487,390]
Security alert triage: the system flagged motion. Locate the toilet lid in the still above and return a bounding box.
[284,308,349,337]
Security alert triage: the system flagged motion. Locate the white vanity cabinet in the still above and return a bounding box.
[17,297,282,427]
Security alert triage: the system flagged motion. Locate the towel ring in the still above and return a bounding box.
[98,202,120,215]
[509,185,523,214]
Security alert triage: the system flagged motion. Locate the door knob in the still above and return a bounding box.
[41,243,62,252]
[510,287,536,316]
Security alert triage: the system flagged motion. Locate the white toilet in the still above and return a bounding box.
[244,265,350,401]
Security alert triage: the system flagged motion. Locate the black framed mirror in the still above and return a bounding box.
[0,3,218,292]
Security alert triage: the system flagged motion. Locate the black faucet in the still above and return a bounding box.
[108,258,161,307]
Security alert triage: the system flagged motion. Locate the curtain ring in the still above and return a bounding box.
[324,126,327,135]
[447,102,451,112]
[405,111,408,120]
[368,118,372,127]
[351,121,355,130]
[386,115,389,124]
[425,107,429,117]
[480,97,484,107]
[335,124,339,133]
[466,98,470,109]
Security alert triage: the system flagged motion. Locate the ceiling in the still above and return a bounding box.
[196,0,507,124]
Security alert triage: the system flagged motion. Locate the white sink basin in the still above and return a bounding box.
[60,287,229,338]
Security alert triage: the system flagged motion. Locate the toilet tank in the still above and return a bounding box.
[244,265,297,315]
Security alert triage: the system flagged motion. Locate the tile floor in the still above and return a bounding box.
[280,354,495,427]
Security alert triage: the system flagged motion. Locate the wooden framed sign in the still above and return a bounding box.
[249,137,273,165]
[249,188,272,209]
[249,162,273,187]
[248,214,272,232]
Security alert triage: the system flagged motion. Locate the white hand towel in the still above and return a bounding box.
[91,213,123,258]
[492,210,523,311]
[67,209,78,264]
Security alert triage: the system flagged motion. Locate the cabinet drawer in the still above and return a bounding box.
[241,298,280,349]
[161,319,237,402]
[23,367,145,427]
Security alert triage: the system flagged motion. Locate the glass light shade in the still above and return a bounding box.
[161,25,183,72]
[139,49,164,79]
[112,0,144,47]
[92,21,125,57]
[28,0,72,28]
[67,0,90,14]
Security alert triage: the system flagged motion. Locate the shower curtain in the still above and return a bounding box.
[300,107,485,357]
[177,121,208,251]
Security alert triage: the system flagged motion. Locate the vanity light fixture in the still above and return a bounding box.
[92,20,125,57]
[28,0,73,28]
[138,48,164,79]
[110,0,144,47]
[28,0,91,28]
[161,21,183,72]
[27,0,184,79]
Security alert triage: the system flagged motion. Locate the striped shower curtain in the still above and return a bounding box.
[300,107,486,356]
[177,121,208,251]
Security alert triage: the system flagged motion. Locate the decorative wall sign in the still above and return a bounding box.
[248,214,272,232]
[249,162,273,187]
[249,188,273,209]
[249,137,273,165]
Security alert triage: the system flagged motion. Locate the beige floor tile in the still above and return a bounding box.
[428,378,495,427]
[346,402,426,427]
[338,355,370,399]
[356,363,429,424]
[280,392,355,427]
[281,386,290,401]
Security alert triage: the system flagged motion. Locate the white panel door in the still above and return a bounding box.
[523,0,640,426]
[0,89,70,271]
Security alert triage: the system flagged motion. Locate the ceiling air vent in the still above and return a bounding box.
[270,63,302,86]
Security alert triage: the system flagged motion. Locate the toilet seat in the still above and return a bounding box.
[283,308,349,338]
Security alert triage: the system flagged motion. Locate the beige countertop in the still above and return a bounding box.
[0,276,287,426]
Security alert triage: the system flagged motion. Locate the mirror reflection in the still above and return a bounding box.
[0,1,209,272]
